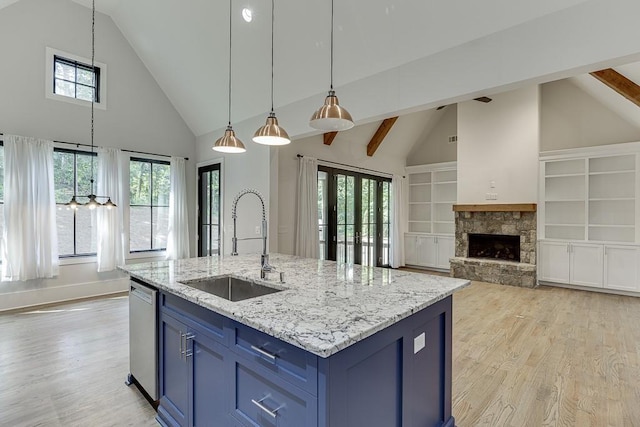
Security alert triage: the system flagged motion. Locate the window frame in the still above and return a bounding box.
[53,147,98,258]
[53,55,101,103]
[129,157,171,253]
[45,47,107,110]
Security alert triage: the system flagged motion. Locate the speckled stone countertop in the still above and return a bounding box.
[120,254,469,358]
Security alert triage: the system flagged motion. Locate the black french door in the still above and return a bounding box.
[318,166,391,267]
[197,163,221,256]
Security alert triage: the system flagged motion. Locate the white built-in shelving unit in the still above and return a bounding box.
[405,162,457,271]
[539,144,640,294]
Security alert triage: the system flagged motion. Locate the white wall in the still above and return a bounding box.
[276,123,408,255]
[0,0,196,310]
[406,105,458,166]
[195,135,271,258]
[541,79,640,152]
[457,86,540,204]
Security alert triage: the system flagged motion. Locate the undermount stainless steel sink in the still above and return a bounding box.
[180,276,282,302]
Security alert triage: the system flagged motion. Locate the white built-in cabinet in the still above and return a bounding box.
[405,235,455,270]
[405,162,456,270]
[539,145,640,294]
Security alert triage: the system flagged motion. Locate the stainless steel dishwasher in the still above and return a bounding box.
[126,278,158,401]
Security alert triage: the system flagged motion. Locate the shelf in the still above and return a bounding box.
[545,173,585,178]
[589,198,634,201]
[588,224,635,228]
[588,170,635,176]
[545,223,586,227]
[407,166,457,238]
[453,203,537,212]
[545,199,584,203]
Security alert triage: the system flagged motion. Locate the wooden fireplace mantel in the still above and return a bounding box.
[452,203,537,212]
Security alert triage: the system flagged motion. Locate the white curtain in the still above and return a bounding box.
[2,135,59,281]
[390,174,406,268]
[166,157,190,260]
[294,156,319,258]
[96,147,125,272]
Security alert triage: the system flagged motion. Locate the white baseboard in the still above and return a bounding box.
[0,278,129,312]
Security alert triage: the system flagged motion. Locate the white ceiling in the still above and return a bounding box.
[65,0,604,138]
[0,0,618,143]
[570,63,640,129]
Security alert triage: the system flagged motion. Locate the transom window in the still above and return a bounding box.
[130,158,170,252]
[54,55,100,103]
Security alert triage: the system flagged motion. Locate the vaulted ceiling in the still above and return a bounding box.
[36,0,640,140]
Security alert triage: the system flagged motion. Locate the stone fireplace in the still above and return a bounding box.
[450,204,537,288]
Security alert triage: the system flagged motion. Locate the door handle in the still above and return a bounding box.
[355,232,360,244]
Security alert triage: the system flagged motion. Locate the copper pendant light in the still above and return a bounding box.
[214,0,246,153]
[253,0,291,146]
[309,0,354,131]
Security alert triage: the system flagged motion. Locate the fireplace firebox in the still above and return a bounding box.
[468,233,520,262]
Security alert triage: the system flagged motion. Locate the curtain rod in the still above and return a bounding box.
[0,133,189,161]
[296,154,403,178]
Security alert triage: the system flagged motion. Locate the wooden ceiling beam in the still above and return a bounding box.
[590,68,640,108]
[366,116,398,157]
[323,132,338,145]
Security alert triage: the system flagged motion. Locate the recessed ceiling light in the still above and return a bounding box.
[242,8,253,22]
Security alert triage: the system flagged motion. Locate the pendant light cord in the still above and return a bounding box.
[330,0,334,91]
[90,0,95,192]
[227,0,232,127]
[270,0,274,113]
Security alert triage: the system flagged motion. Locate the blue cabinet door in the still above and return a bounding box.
[158,312,189,427]
[191,328,228,426]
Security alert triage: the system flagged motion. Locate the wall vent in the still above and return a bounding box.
[447,135,458,144]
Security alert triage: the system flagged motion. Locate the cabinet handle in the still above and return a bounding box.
[250,345,277,363]
[184,333,195,358]
[179,331,184,356]
[251,394,284,418]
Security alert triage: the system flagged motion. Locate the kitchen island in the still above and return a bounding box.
[121,254,469,427]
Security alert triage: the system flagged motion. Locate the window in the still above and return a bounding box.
[53,56,100,102]
[198,163,221,256]
[53,149,97,256]
[45,47,107,109]
[130,158,170,252]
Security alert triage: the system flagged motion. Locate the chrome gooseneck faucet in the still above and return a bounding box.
[231,189,274,275]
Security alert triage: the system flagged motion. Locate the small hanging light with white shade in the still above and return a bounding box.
[309,0,354,132]
[213,0,247,153]
[252,0,290,146]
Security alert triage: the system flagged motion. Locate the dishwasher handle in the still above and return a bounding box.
[130,285,154,305]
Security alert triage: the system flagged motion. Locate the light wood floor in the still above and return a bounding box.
[0,295,156,426]
[452,282,640,427]
[1,283,639,426]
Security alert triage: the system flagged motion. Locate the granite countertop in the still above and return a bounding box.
[120,253,469,357]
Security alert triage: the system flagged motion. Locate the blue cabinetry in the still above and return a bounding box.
[156,291,454,427]
[157,294,229,427]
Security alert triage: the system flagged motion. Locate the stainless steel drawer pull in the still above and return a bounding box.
[250,345,277,362]
[251,395,284,418]
[184,333,195,358]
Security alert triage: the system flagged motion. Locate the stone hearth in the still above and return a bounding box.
[450,205,537,288]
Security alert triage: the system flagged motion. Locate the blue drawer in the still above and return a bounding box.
[231,321,317,395]
[231,359,317,427]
